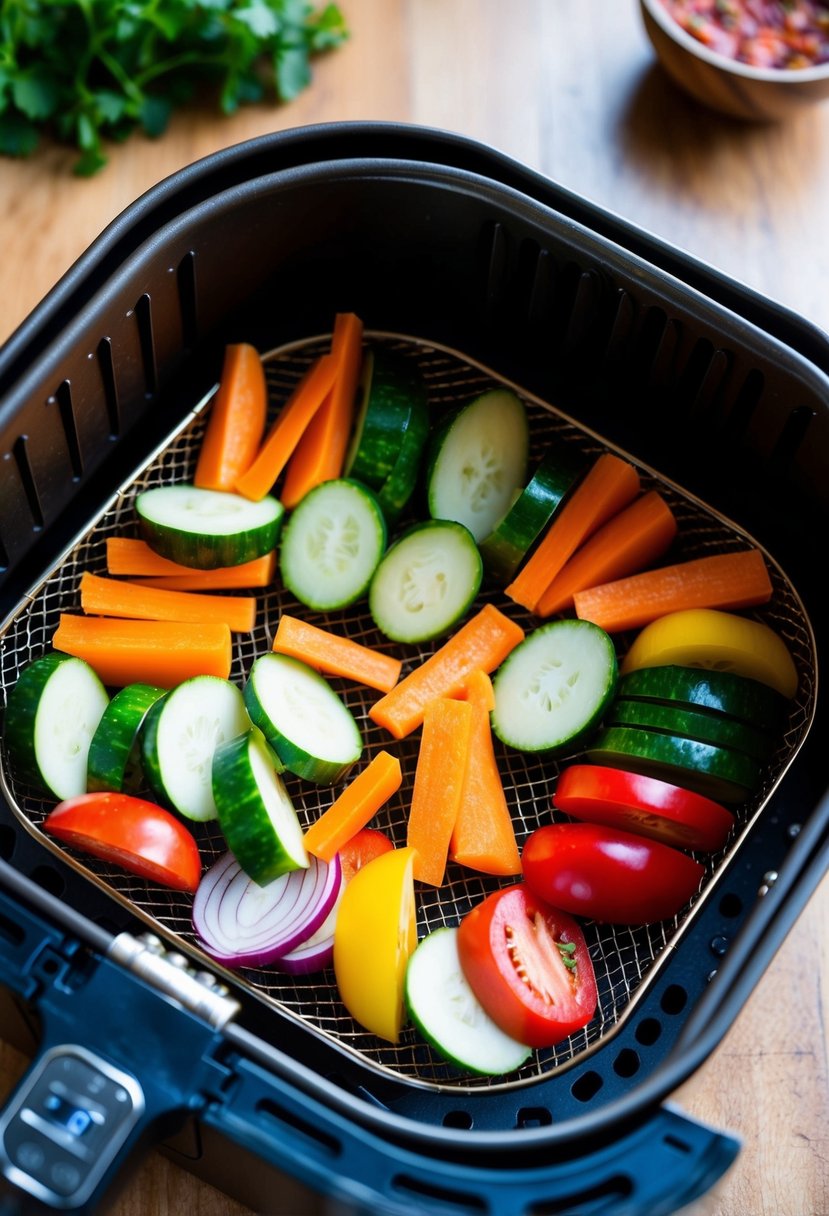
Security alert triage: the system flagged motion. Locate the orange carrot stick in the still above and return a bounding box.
[573,548,773,633]
[105,537,276,587]
[79,573,256,633]
[505,453,641,613]
[407,698,474,886]
[449,671,521,876]
[536,490,679,617]
[281,313,364,508]
[53,615,232,687]
[369,604,525,739]
[234,354,339,502]
[273,614,402,693]
[194,343,268,492]
[303,751,402,863]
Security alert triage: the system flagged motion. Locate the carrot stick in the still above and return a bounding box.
[573,548,773,633]
[536,490,679,617]
[449,671,521,876]
[281,313,364,508]
[105,537,276,587]
[79,573,256,633]
[505,453,641,613]
[234,354,339,501]
[273,614,402,693]
[369,604,525,740]
[407,698,473,886]
[303,751,402,863]
[52,615,232,687]
[194,343,268,492]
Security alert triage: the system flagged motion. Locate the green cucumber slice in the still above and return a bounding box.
[4,653,109,800]
[404,926,532,1076]
[136,484,284,569]
[87,683,166,793]
[608,697,773,762]
[480,442,587,583]
[345,349,429,490]
[426,389,529,543]
[140,676,250,821]
[213,727,308,885]
[491,619,617,755]
[616,664,785,733]
[244,653,363,786]
[585,725,762,804]
[368,520,483,644]
[374,394,431,525]
[279,478,386,611]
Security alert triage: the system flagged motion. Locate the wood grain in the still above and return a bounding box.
[1,3,827,1214]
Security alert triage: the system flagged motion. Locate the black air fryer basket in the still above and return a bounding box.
[0,124,827,1216]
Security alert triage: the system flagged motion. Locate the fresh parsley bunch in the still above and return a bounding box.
[0,0,348,175]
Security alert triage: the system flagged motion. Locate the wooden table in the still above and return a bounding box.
[1,4,827,1214]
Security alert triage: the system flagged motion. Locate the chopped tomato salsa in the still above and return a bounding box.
[659,0,829,68]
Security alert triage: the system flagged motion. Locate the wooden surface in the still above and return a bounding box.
[1,3,827,1214]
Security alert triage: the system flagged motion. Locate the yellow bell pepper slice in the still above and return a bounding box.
[621,608,798,698]
[333,845,417,1042]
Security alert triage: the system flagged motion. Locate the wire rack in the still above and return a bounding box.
[0,333,816,1093]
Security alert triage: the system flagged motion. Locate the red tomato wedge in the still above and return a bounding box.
[456,884,597,1048]
[553,764,735,852]
[521,822,704,925]
[338,827,394,884]
[44,792,202,893]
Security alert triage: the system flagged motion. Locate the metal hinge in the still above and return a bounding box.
[107,932,240,1030]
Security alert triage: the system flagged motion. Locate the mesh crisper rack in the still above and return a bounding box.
[0,329,816,1095]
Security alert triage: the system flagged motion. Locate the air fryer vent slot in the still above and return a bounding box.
[11,435,43,529]
[177,251,199,351]
[53,381,83,479]
[134,293,158,397]
[97,338,120,438]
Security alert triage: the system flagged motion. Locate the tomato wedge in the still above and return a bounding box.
[521,822,704,924]
[553,764,734,852]
[456,884,597,1048]
[338,827,394,884]
[43,792,202,893]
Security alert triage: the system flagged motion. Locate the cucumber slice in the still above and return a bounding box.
[608,697,773,762]
[86,683,166,793]
[345,349,429,491]
[492,619,617,755]
[213,727,308,885]
[4,653,109,800]
[369,520,483,644]
[374,395,431,525]
[279,478,386,611]
[136,484,284,569]
[141,676,250,821]
[616,664,785,733]
[404,927,532,1076]
[426,389,529,543]
[480,442,587,583]
[244,653,363,786]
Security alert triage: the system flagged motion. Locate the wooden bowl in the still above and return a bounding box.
[639,0,829,121]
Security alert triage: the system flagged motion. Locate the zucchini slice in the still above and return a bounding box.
[616,664,786,732]
[136,484,284,569]
[86,682,166,793]
[345,348,429,491]
[607,697,773,762]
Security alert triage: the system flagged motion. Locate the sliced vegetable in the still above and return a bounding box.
[521,822,705,924]
[272,886,344,975]
[279,478,386,612]
[373,380,431,526]
[370,604,525,739]
[86,682,166,793]
[407,697,474,886]
[273,614,402,693]
[194,343,267,493]
[192,850,342,969]
[52,615,232,687]
[44,792,201,893]
[245,653,363,786]
[212,727,308,885]
[337,827,394,884]
[620,608,799,699]
[573,548,773,633]
[333,845,417,1043]
[491,619,617,754]
[405,927,532,1076]
[536,490,679,617]
[616,663,786,732]
[4,653,108,800]
[368,520,482,644]
[505,452,641,612]
[106,536,277,588]
[344,346,428,491]
[140,675,250,821]
[552,763,735,853]
[607,696,772,761]
[426,388,529,544]
[79,572,257,633]
[303,750,402,863]
[136,484,284,569]
[456,884,597,1048]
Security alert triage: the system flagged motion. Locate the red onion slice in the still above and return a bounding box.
[272,884,345,975]
[193,850,342,968]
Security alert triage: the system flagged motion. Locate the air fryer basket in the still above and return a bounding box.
[0,125,827,1216]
